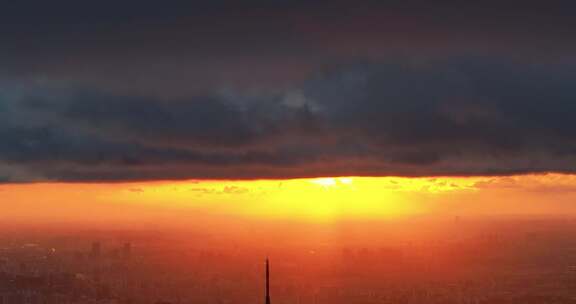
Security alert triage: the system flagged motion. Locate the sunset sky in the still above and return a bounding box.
[3,1,576,224]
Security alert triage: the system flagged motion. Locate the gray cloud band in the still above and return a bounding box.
[1,58,576,182]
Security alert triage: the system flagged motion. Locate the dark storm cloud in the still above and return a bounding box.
[3,1,576,99]
[2,57,576,182]
[2,1,576,182]
[303,59,576,170]
[63,92,258,146]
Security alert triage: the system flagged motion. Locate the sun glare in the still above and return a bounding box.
[310,178,344,188]
[95,176,483,221]
[4,174,576,224]
[309,177,355,189]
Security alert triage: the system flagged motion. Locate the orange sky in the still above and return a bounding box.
[2,174,576,228]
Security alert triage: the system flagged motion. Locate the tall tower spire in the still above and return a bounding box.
[266,258,271,304]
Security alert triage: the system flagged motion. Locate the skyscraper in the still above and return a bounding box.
[122,242,131,259]
[266,258,271,304]
[91,242,101,258]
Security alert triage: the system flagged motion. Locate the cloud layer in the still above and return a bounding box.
[2,57,576,182]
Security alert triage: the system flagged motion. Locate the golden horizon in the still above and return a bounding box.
[2,173,576,225]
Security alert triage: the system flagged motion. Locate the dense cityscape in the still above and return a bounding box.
[3,218,576,304]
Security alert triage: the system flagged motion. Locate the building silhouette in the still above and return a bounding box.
[122,242,132,259]
[91,242,101,258]
[266,258,271,304]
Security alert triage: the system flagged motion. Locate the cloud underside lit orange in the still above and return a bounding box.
[2,174,576,225]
